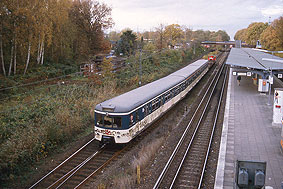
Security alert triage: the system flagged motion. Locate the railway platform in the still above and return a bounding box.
[215,68,283,189]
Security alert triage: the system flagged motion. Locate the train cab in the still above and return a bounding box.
[208,55,216,66]
[95,112,124,144]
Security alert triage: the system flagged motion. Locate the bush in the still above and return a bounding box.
[0,83,121,185]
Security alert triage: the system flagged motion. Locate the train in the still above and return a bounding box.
[94,59,211,145]
[208,55,216,63]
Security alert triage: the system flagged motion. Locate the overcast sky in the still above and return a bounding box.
[101,0,283,40]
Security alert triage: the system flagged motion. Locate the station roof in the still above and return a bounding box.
[226,48,283,70]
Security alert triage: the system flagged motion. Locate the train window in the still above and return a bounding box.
[165,92,170,102]
[96,113,103,126]
[156,99,159,108]
[135,111,139,121]
[104,116,112,128]
[152,98,159,111]
[130,114,134,125]
[145,105,148,116]
[113,117,122,128]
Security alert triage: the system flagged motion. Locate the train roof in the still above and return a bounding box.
[95,59,207,114]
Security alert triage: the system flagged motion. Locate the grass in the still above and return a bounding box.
[107,137,165,189]
[131,137,165,170]
[0,46,207,187]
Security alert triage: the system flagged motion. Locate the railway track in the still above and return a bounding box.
[29,53,227,189]
[29,114,170,189]
[29,139,124,189]
[153,52,228,189]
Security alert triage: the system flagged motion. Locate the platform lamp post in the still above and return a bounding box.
[267,67,273,105]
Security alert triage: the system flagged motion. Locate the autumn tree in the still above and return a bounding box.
[273,16,283,48]
[191,30,207,43]
[260,26,281,51]
[108,31,121,41]
[0,0,113,76]
[234,28,247,41]
[164,24,184,48]
[69,0,113,61]
[260,17,283,51]
[210,30,230,41]
[155,24,166,50]
[184,28,193,42]
[235,17,282,50]
[245,22,268,45]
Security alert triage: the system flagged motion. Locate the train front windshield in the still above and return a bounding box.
[96,113,122,129]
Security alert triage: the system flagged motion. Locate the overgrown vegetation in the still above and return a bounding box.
[0,82,119,185]
[95,137,165,189]
[116,47,204,87]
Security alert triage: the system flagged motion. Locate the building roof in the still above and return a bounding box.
[95,59,207,113]
[226,48,283,70]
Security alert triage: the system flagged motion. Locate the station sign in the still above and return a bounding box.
[278,74,282,79]
[232,72,252,76]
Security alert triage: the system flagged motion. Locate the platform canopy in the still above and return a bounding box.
[226,48,283,71]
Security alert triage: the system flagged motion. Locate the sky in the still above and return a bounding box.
[101,0,283,40]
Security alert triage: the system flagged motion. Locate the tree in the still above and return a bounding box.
[69,0,113,61]
[101,57,114,81]
[108,31,121,41]
[191,30,207,43]
[184,28,193,42]
[164,24,184,48]
[273,16,283,48]
[215,30,230,41]
[0,0,114,76]
[234,28,247,42]
[245,22,268,45]
[115,30,137,56]
[260,26,281,51]
[155,24,166,50]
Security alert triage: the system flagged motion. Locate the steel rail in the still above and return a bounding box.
[169,54,226,189]
[153,53,226,189]
[29,138,95,189]
[47,150,101,189]
[74,147,126,189]
[197,60,228,189]
[54,145,106,189]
